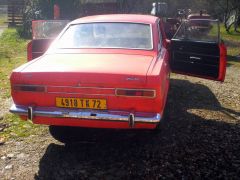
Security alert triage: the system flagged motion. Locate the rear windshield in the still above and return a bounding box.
[57,22,153,50]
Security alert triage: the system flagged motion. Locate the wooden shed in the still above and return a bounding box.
[7,0,24,27]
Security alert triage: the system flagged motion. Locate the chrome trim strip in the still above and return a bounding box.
[174,51,219,58]
[47,86,115,90]
[47,92,116,96]
[12,85,157,98]
[10,104,161,124]
[190,56,201,60]
[46,85,116,96]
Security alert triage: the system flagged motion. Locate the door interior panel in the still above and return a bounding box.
[170,40,220,78]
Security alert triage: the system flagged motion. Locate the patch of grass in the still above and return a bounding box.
[0,114,47,139]
[220,24,240,67]
[0,28,27,99]
[220,24,240,41]
[0,28,39,140]
[0,28,26,58]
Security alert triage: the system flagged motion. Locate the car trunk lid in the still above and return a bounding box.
[18,53,154,87]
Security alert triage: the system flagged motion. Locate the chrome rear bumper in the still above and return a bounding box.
[9,104,161,125]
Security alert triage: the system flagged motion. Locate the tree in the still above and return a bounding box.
[19,0,240,37]
[20,0,81,37]
[205,0,240,32]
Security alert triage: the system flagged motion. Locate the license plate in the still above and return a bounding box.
[56,97,107,110]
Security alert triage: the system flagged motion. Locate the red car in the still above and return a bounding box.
[10,15,226,142]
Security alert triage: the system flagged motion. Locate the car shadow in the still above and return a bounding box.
[35,79,240,179]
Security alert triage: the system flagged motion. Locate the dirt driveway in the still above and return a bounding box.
[0,65,240,179]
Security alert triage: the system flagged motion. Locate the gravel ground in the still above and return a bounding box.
[0,98,11,119]
[0,65,240,179]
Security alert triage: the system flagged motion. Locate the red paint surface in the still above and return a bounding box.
[218,43,227,82]
[70,14,158,25]
[33,117,157,129]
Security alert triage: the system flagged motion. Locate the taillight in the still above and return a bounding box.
[27,41,33,61]
[115,89,156,98]
[13,85,46,92]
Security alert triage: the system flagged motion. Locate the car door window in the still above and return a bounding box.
[174,19,219,43]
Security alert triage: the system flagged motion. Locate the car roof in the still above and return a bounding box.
[71,14,158,24]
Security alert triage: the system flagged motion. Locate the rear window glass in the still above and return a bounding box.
[57,22,153,50]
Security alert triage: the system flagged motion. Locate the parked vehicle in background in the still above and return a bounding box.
[188,10,211,20]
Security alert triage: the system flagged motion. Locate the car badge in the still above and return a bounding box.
[126,77,140,81]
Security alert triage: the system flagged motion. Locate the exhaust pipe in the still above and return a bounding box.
[128,113,135,128]
[27,107,33,120]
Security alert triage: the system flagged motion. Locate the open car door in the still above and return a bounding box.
[27,20,69,61]
[170,19,226,81]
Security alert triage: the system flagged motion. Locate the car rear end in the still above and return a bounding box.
[10,15,167,130]
[10,64,163,129]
